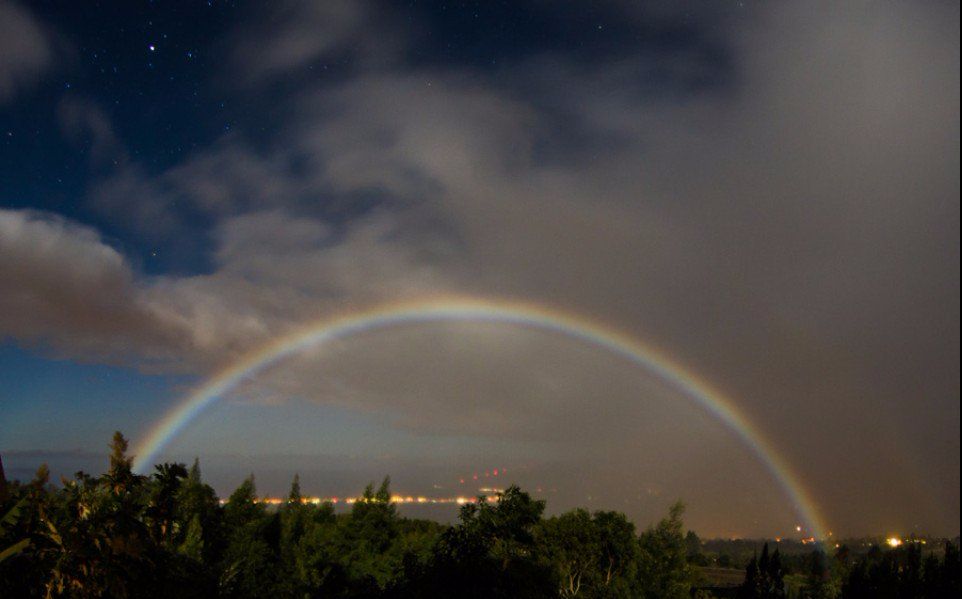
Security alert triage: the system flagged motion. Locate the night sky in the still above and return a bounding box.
[0,0,958,538]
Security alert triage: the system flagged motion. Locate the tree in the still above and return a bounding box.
[768,547,786,598]
[287,473,302,505]
[17,429,914,599]
[293,507,350,596]
[539,509,598,597]
[341,477,402,589]
[39,461,151,599]
[924,541,960,597]
[422,486,552,598]
[636,501,693,599]
[218,519,278,598]
[219,475,279,597]
[686,530,708,566]
[105,431,138,496]
[0,498,30,564]
[806,548,838,599]
[841,541,959,599]
[179,514,204,562]
[175,458,223,566]
[741,553,760,599]
[900,543,923,598]
[594,510,639,595]
[276,473,311,596]
[538,508,639,598]
[147,462,188,546]
[739,543,786,599]
[223,475,262,530]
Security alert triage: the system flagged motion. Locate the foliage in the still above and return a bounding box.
[537,508,639,597]
[0,498,31,564]
[0,433,957,598]
[840,541,960,599]
[636,501,694,599]
[738,542,786,599]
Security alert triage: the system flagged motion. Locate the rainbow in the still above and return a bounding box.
[132,296,827,539]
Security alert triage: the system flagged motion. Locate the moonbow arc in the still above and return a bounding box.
[132,296,828,539]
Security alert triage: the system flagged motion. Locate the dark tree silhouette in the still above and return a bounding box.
[0,432,957,598]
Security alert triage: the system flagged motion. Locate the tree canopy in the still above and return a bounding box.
[0,433,957,598]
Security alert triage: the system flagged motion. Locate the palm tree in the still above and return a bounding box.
[147,463,188,546]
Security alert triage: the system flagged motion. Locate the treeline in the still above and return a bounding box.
[720,539,959,598]
[688,538,960,598]
[0,432,958,598]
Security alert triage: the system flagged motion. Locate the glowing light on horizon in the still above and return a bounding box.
[223,494,503,507]
[887,537,902,548]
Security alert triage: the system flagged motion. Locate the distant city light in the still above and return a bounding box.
[886,537,902,548]
[221,493,505,507]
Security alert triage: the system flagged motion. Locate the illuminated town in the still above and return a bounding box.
[228,489,506,508]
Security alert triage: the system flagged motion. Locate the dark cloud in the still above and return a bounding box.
[57,98,127,167]
[0,209,191,369]
[90,138,300,240]
[227,0,405,83]
[0,1,53,103]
